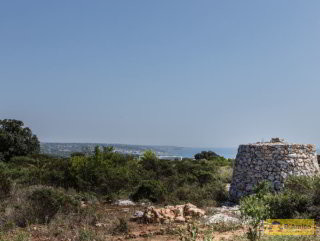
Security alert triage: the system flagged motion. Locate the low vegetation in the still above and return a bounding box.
[239,177,320,241]
[3,119,320,240]
[0,119,234,240]
[1,147,231,207]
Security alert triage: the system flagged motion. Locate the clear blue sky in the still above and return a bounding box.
[1,1,320,147]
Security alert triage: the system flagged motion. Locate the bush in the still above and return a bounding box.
[71,152,86,158]
[252,181,273,197]
[0,163,12,198]
[173,185,203,204]
[28,187,79,222]
[312,177,320,206]
[10,156,38,166]
[240,194,270,241]
[131,180,166,203]
[284,175,314,195]
[264,191,311,219]
[77,229,99,241]
[0,146,233,209]
[240,178,320,240]
[170,181,228,207]
[13,186,79,226]
[202,182,228,203]
[218,166,233,183]
[0,174,12,199]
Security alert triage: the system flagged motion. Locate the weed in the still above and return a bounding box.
[77,229,98,241]
[210,222,242,232]
[179,223,199,241]
[112,218,129,235]
[14,232,30,241]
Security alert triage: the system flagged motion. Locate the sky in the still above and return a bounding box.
[1,1,320,147]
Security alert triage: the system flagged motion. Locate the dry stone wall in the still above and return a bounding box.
[230,138,320,201]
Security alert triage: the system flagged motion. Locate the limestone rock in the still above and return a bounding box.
[205,214,241,225]
[136,203,205,223]
[114,199,136,206]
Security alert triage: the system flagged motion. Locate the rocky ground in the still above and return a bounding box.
[0,200,246,241]
[4,200,320,241]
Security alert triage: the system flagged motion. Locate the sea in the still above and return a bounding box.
[168,147,238,159]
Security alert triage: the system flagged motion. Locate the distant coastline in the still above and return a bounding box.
[41,142,238,159]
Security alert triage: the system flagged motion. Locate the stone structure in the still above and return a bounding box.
[230,138,320,201]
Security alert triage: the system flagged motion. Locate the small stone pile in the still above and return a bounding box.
[230,138,320,200]
[205,204,241,225]
[134,203,205,223]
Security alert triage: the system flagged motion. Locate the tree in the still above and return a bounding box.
[194,151,220,160]
[103,146,114,153]
[0,119,40,161]
[140,150,158,171]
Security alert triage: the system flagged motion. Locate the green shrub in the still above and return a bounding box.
[13,232,30,241]
[41,158,78,189]
[10,156,37,166]
[240,181,275,241]
[29,187,79,222]
[71,152,86,158]
[218,166,233,183]
[252,181,273,198]
[210,222,242,233]
[202,182,228,203]
[0,163,12,198]
[310,176,320,206]
[170,181,227,206]
[131,180,166,203]
[264,191,311,219]
[240,194,270,241]
[240,178,318,240]
[284,175,314,195]
[77,229,99,241]
[0,147,234,208]
[195,170,215,186]
[173,185,203,204]
[14,186,79,226]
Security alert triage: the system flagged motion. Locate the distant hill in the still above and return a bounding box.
[40,142,237,159]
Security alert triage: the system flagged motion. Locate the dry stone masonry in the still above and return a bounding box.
[230,138,320,201]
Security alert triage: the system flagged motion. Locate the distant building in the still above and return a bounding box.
[138,155,182,161]
[157,155,183,161]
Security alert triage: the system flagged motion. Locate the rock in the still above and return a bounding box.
[175,216,186,223]
[80,201,87,208]
[205,214,241,225]
[134,211,144,218]
[184,203,205,217]
[122,208,130,213]
[114,199,136,206]
[130,211,144,221]
[136,203,205,223]
[95,222,107,227]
